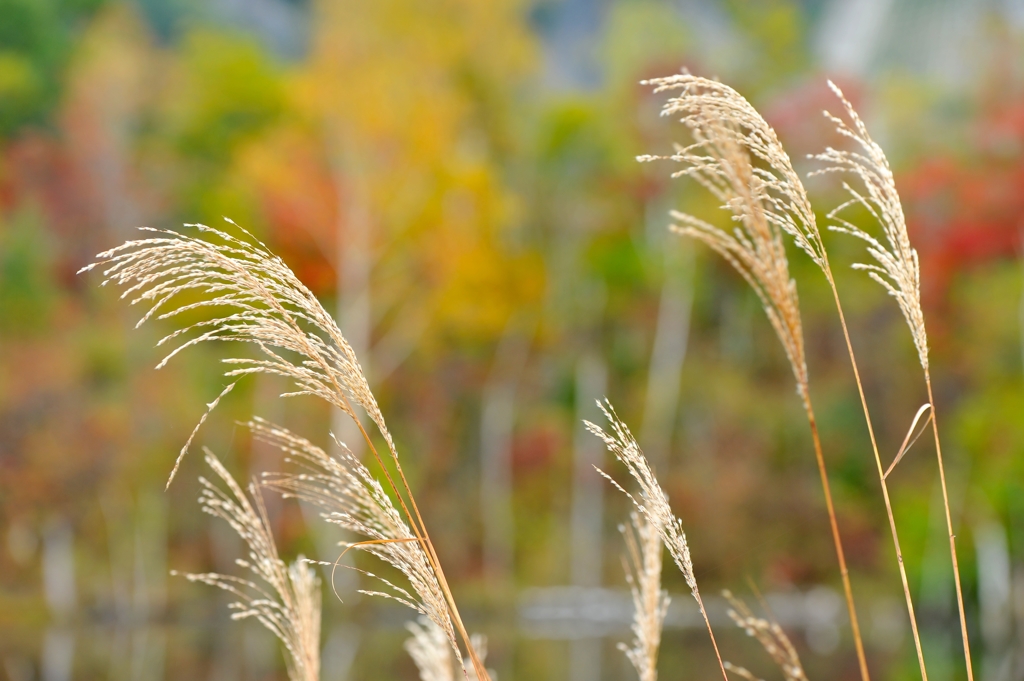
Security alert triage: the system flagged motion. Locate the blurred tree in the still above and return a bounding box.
[0,0,109,137]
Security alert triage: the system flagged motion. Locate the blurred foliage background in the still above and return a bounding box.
[1,1,1024,680]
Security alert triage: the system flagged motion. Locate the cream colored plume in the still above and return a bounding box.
[638,74,821,399]
[252,418,458,658]
[79,220,395,485]
[619,511,670,681]
[813,81,929,372]
[175,452,320,681]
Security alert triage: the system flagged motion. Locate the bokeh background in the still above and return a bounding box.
[2,1,1024,680]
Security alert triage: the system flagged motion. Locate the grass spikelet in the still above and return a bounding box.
[78,219,390,486]
[723,591,806,681]
[585,399,726,681]
[813,81,929,372]
[174,451,321,681]
[637,74,823,401]
[253,418,459,658]
[619,511,670,681]
[723,662,765,681]
[638,74,827,268]
[405,617,490,681]
[406,617,458,681]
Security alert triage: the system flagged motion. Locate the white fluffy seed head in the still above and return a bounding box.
[723,591,807,681]
[619,511,670,681]
[404,617,490,681]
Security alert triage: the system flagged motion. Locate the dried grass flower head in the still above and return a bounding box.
[584,400,696,595]
[619,511,670,681]
[586,399,728,681]
[638,74,822,399]
[723,591,806,681]
[174,451,321,681]
[83,220,493,681]
[405,617,490,681]
[79,220,394,485]
[253,418,459,657]
[812,81,929,372]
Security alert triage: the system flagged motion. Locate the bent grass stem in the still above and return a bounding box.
[925,376,973,681]
[824,274,928,681]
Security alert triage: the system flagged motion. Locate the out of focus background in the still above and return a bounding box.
[2,1,1024,680]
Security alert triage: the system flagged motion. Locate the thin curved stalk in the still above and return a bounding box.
[925,375,973,681]
[802,397,870,678]
[826,276,927,681]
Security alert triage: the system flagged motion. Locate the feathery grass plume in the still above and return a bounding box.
[252,418,458,657]
[815,81,974,681]
[585,399,727,681]
[174,451,320,681]
[638,74,870,681]
[406,617,456,681]
[81,221,492,681]
[78,220,389,486]
[723,591,806,681]
[618,511,670,681]
[637,74,823,401]
[813,81,928,372]
[405,617,491,681]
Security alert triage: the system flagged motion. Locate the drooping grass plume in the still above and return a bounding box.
[637,76,811,400]
[813,82,928,372]
[81,221,490,680]
[585,399,726,681]
[405,617,490,681]
[78,220,390,486]
[174,451,321,681]
[815,81,973,681]
[723,591,806,681]
[618,511,670,681]
[638,74,870,681]
[252,418,458,657]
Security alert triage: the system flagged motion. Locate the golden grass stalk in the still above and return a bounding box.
[638,74,870,681]
[619,511,670,681]
[82,221,490,680]
[585,399,727,681]
[173,451,321,681]
[815,81,973,681]
[723,591,806,681]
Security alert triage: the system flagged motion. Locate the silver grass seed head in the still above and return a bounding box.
[723,591,807,681]
[252,419,458,658]
[585,400,699,600]
[639,74,815,398]
[405,617,490,681]
[177,451,321,681]
[79,220,399,486]
[619,511,669,681]
[812,81,929,372]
